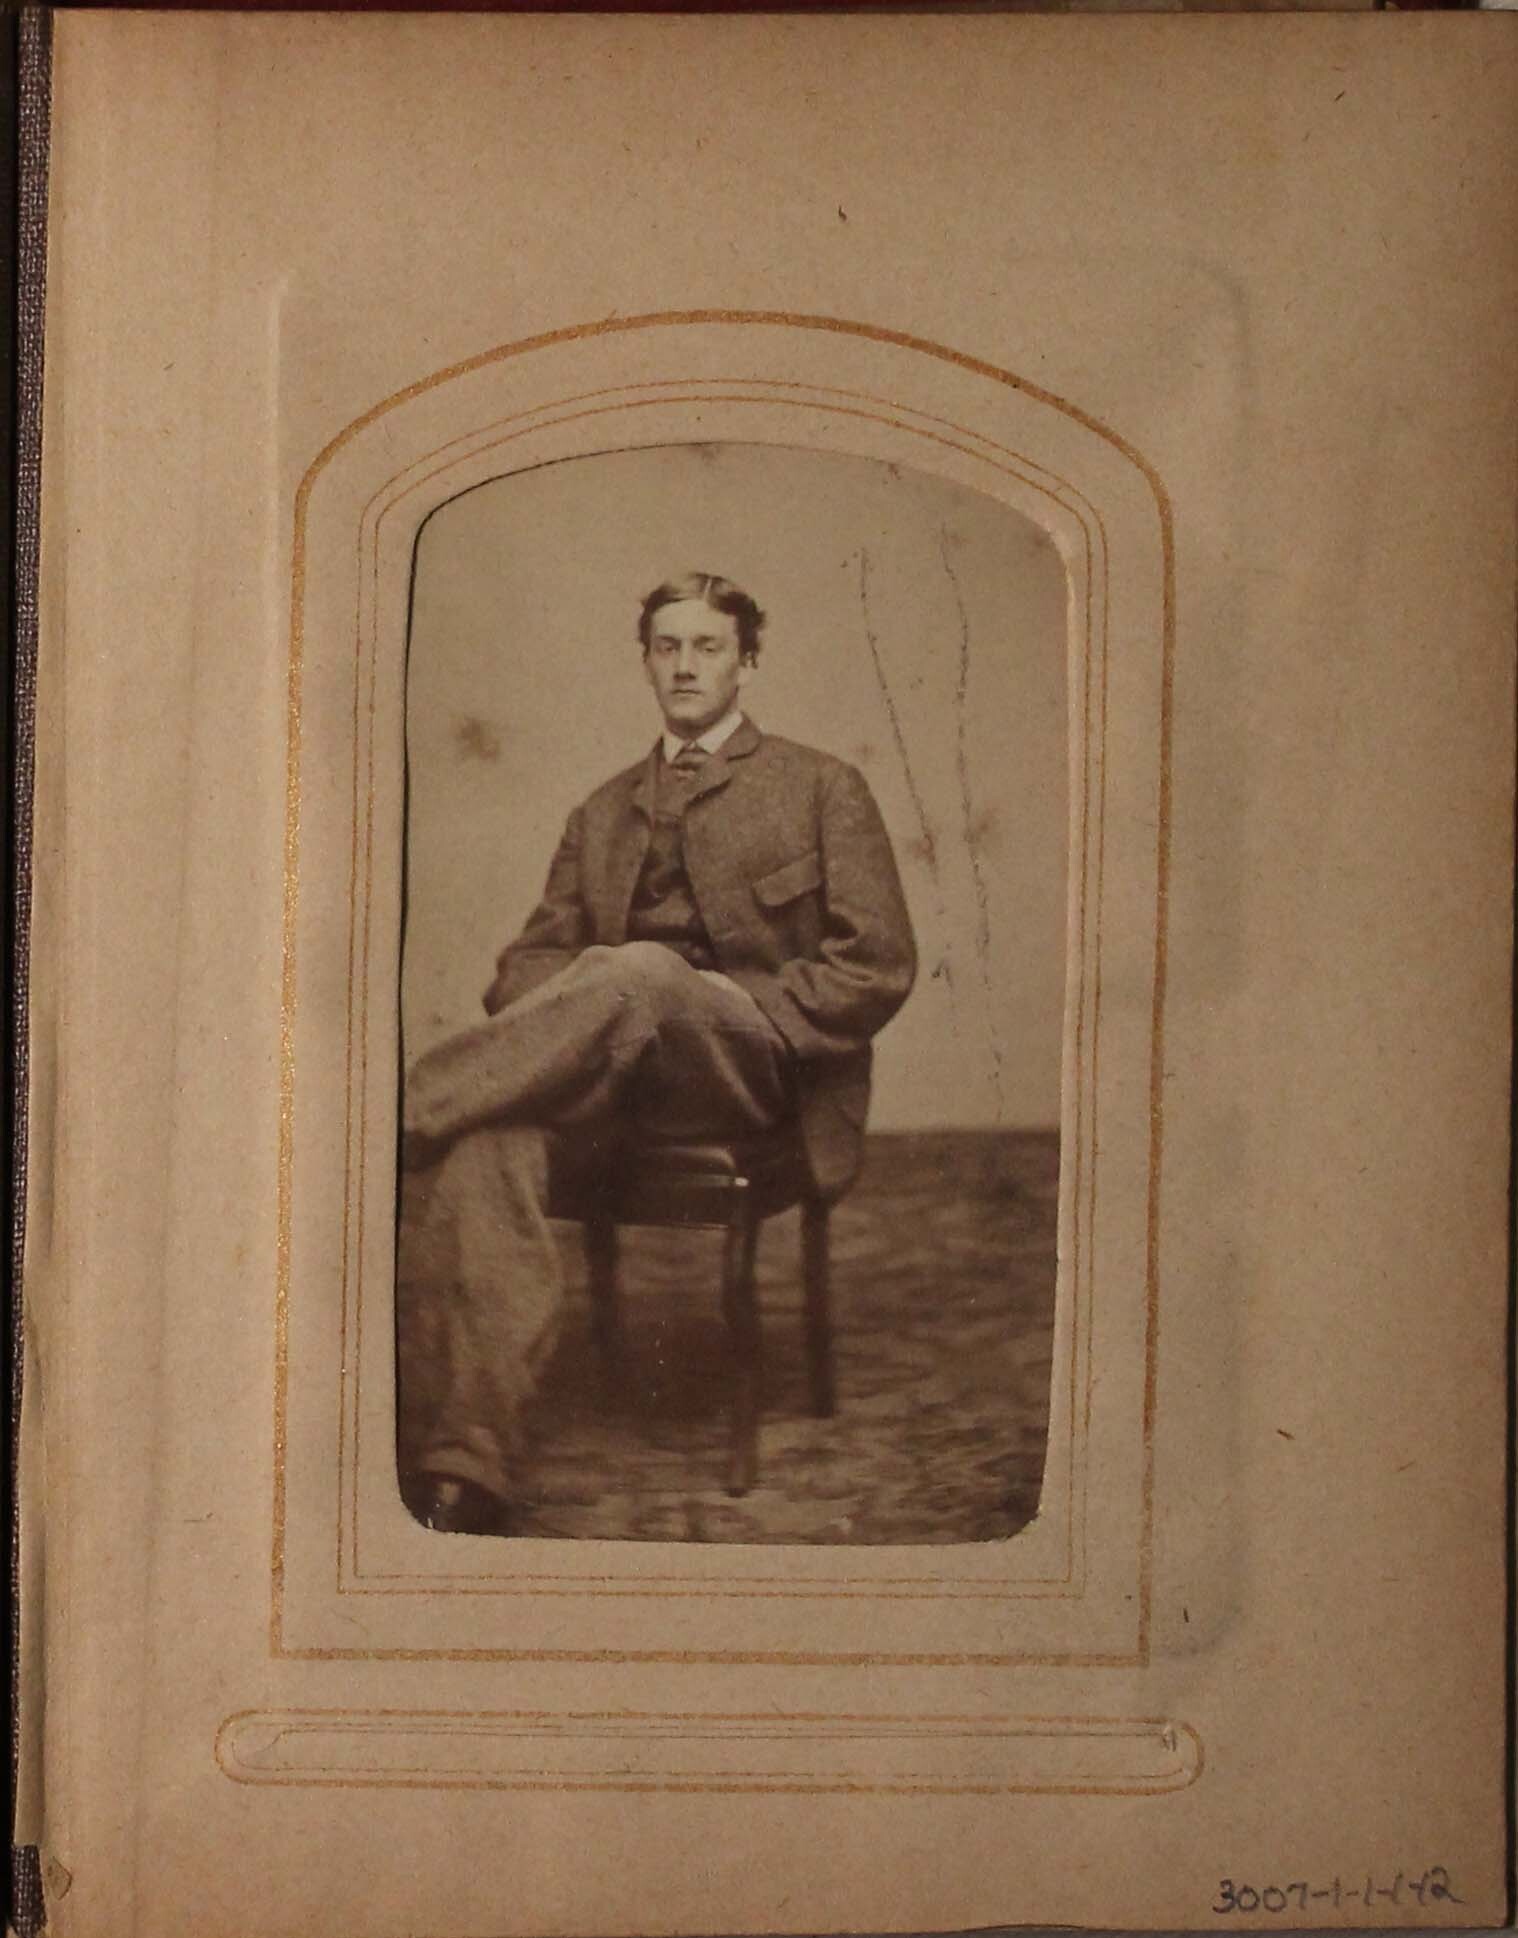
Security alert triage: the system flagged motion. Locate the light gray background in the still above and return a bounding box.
[402,442,1070,1131]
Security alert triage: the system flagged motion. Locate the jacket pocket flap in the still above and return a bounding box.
[753,849,823,907]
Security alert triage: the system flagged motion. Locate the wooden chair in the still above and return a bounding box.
[546,1129,835,1496]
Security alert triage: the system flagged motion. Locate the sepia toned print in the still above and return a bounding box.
[24,15,1517,1931]
[395,442,1068,1544]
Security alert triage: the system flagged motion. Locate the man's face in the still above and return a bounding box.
[643,598,750,739]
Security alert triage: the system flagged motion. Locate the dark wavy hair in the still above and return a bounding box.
[638,573,766,665]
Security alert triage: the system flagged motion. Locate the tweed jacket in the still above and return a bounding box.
[486,718,917,1197]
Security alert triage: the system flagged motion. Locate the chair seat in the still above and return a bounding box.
[547,1124,811,1226]
[622,1138,762,1176]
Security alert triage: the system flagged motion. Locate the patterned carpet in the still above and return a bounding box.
[508,1128,1058,1545]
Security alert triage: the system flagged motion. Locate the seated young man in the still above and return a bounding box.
[397,571,917,1533]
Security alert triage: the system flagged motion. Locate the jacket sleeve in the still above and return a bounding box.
[482,806,590,1014]
[733,762,917,1060]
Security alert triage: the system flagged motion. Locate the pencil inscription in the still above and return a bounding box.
[1213,1869,1462,1916]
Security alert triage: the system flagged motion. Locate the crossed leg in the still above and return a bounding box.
[395,943,792,1523]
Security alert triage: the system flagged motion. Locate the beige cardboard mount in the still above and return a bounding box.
[20,12,1516,1936]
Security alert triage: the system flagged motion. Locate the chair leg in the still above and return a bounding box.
[584,1219,626,1398]
[802,1199,836,1418]
[721,1195,762,1497]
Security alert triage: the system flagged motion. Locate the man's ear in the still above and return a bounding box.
[737,659,753,689]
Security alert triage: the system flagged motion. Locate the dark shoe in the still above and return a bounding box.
[401,1471,509,1536]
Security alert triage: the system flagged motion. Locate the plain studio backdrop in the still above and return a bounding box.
[402,441,1069,1132]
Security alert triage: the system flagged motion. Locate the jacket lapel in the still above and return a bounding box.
[628,741,660,822]
[685,715,761,808]
[602,743,660,942]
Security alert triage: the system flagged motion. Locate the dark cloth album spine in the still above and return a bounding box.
[8,8,51,1937]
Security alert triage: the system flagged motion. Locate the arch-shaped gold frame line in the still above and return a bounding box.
[274,312,1174,1665]
[341,391,1102,1597]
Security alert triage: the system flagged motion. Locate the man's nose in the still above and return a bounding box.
[672,646,699,678]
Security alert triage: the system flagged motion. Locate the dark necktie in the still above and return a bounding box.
[669,741,710,783]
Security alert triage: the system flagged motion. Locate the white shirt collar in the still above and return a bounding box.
[661,705,745,766]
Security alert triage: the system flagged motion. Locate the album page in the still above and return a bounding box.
[19,11,1516,1935]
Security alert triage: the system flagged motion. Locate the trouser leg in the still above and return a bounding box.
[395,1124,561,1501]
[621,959,791,1142]
[404,941,784,1151]
[396,944,793,1505]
